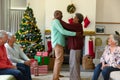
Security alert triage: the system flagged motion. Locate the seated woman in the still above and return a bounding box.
[92,34,120,80]
[5,32,32,80]
[0,30,25,80]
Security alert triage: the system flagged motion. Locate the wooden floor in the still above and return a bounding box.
[32,64,94,80]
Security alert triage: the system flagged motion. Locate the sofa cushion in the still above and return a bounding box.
[110,71,120,80]
[0,75,16,80]
[93,59,100,66]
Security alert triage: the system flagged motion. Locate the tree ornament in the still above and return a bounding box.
[30,50,33,53]
[22,35,25,37]
[23,45,25,47]
[29,38,31,41]
[21,28,24,30]
[67,4,76,14]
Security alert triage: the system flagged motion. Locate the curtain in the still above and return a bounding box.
[0,0,2,28]
[0,0,25,33]
[9,9,24,33]
[0,0,10,31]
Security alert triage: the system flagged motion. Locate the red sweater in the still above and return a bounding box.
[60,20,84,50]
[0,45,13,69]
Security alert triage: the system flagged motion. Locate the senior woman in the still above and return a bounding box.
[92,34,120,80]
[0,30,26,80]
[5,32,32,80]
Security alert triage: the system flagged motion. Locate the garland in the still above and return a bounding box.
[67,4,76,14]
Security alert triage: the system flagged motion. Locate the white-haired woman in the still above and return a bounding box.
[92,34,120,80]
[0,30,26,80]
[5,32,32,80]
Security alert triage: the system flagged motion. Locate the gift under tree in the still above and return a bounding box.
[15,6,44,58]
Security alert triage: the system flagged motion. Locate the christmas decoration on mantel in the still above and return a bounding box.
[15,6,44,58]
[83,31,95,35]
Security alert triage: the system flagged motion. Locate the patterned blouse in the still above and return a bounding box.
[100,45,120,68]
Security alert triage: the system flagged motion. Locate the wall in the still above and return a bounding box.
[11,0,120,37]
[95,0,120,58]
[11,0,26,9]
[45,0,96,31]
[96,0,120,22]
[27,0,45,43]
[96,0,120,34]
[26,0,120,35]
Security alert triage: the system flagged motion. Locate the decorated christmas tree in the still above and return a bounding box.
[15,6,44,58]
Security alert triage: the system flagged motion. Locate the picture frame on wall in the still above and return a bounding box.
[95,25,105,34]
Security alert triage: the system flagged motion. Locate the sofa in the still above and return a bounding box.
[0,75,16,80]
[93,59,120,80]
[110,71,120,80]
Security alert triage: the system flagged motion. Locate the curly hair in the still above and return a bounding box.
[54,10,62,19]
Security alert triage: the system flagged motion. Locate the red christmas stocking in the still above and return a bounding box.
[47,41,52,55]
[84,16,90,28]
[89,40,95,58]
[68,18,73,24]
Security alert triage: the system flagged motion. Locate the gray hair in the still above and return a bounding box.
[7,32,14,39]
[75,13,84,23]
[112,34,120,46]
[0,30,7,38]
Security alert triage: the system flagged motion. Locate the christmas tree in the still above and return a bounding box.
[15,6,44,58]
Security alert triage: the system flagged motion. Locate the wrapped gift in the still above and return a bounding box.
[38,65,48,74]
[30,59,49,75]
[34,67,39,76]
[30,59,38,75]
[34,52,50,65]
[42,57,49,65]
[34,56,42,65]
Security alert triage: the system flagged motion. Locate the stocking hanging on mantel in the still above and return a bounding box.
[84,16,90,28]
[68,18,73,24]
[88,38,95,58]
[84,36,95,56]
[47,40,52,55]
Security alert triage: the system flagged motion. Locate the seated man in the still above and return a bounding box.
[0,30,25,80]
[5,32,32,80]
